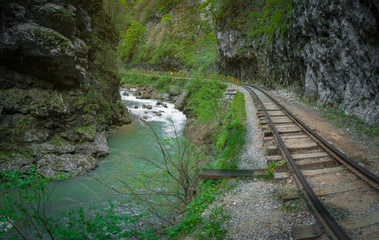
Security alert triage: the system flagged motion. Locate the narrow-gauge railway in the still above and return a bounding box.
[242,84,379,240]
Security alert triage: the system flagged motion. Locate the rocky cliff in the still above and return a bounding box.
[215,0,378,124]
[0,0,130,177]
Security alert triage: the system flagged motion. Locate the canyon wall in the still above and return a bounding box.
[0,0,130,177]
[216,0,378,123]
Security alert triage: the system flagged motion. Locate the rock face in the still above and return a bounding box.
[0,0,131,177]
[216,0,379,123]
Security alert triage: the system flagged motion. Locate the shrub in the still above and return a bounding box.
[118,20,146,62]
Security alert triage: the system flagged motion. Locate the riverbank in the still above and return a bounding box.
[119,71,247,239]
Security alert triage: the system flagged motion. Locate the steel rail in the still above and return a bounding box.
[243,84,352,240]
[245,84,379,189]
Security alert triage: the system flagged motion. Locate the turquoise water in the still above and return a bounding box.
[49,90,186,217]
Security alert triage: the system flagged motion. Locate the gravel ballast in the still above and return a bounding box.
[220,87,317,239]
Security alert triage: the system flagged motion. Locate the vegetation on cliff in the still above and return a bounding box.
[102,0,218,71]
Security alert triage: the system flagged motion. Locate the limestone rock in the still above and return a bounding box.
[0,0,130,177]
[37,154,97,178]
[215,0,379,123]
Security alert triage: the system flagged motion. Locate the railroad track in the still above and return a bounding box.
[242,84,379,240]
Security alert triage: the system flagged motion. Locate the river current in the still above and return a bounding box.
[49,89,187,217]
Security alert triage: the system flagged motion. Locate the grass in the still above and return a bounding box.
[215,92,247,169]
[281,203,299,211]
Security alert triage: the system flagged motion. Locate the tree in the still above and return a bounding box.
[118,20,146,62]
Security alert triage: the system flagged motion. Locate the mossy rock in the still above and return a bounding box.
[74,124,97,142]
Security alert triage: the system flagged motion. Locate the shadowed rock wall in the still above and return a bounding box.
[216,0,378,123]
[0,0,131,177]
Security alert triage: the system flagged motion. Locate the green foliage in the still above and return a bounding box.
[32,28,69,51]
[165,180,229,239]
[249,0,293,39]
[90,34,100,45]
[196,206,229,239]
[120,69,157,86]
[161,13,173,24]
[0,166,69,239]
[128,2,217,71]
[186,77,225,123]
[216,92,247,169]
[155,75,173,91]
[281,202,299,211]
[0,167,156,239]
[118,20,146,62]
[157,0,179,13]
[53,202,156,239]
[74,124,97,140]
[264,160,287,179]
[51,7,74,20]
[49,134,65,146]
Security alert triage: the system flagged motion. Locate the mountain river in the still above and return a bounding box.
[49,89,187,217]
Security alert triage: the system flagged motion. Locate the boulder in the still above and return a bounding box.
[153,111,162,116]
[37,154,97,178]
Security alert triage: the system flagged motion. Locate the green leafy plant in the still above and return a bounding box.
[0,166,69,239]
[216,92,247,169]
[186,77,225,124]
[281,203,299,211]
[165,180,229,239]
[157,0,179,13]
[161,13,173,25]
[0,167,156,239]
[264,160,287,179]
[118,20,146,62]
[249,0,293,39]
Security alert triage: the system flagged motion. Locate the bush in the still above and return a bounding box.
[186,76,225,123]
[0,167,155,240]
[216,92,246,169]
[155,75,172,91]
[118,20,145,62]
[165,180,229,240]
[249,0,293,39]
